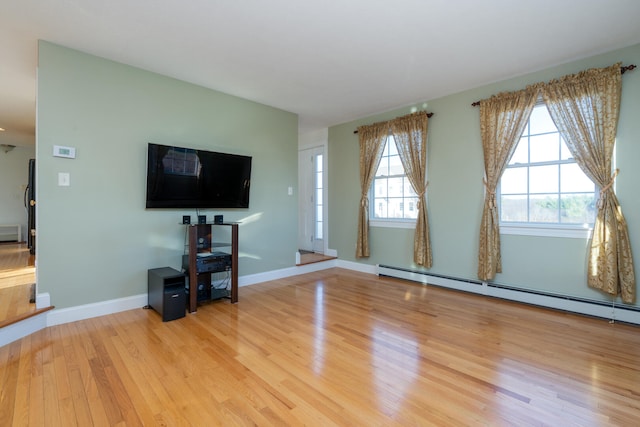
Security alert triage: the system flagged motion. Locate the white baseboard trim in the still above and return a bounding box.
[377,266,484,294]
[6,258,637,348]
[0,311,48,347]
[484,285,640,325]
[240,258,338,287]
[376,265,640,325]
[36,292,51,309]
[28,262,339,333]
[336,259,377,274]
[46,294,148,327]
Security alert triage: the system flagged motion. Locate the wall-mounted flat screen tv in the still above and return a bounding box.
[146,143,252,209]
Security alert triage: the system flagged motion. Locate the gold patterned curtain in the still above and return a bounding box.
[478,86,540,281]
[542,63,635,303]
[356,122,388,258]
[391,112,432,267]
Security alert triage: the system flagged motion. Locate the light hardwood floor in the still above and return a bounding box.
[0,243,36,326]
[1,267,639,426]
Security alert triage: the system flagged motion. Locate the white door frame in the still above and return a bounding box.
[298,145,326,253]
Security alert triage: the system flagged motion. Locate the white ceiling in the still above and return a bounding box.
[2,0,640,148]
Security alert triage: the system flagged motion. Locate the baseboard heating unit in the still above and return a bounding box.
[377,264,640,325]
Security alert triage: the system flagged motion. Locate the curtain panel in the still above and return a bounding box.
[476,62,635,303]
[355,123,388,258]
[391,111,432,267]
[477,86,540,281]
[542,63,635,303]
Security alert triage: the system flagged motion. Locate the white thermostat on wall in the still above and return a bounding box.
[53,145,76,158]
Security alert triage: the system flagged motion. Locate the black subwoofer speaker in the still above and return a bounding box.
[148,267,186,322]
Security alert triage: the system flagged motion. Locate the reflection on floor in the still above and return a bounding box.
[297,249,336,266]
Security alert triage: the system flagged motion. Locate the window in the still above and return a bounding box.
[499,104,596,237]
[314,153,323,240]
[370,135,418,226]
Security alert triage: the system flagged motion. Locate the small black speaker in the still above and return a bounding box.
[182,215,191,225]
[214,215,224,224]
[198,215,207,224]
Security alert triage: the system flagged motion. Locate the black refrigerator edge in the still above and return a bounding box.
[24,158,36,254]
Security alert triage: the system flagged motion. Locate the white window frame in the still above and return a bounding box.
[369,135,418,229]
[498,102,596,239]
[500,223,592,239]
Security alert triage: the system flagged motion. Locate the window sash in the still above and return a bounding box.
[498,104,595,232]
[370,136,418,223]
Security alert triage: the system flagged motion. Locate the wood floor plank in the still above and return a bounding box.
[2,267,640,426]
[27,344,44,427]
[12,336,32,426]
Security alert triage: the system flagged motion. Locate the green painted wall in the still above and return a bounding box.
[329,43,640,306]
[37,42,298,309]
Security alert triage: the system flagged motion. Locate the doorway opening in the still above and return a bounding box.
[298,146,334,265]
[0,242,37,327]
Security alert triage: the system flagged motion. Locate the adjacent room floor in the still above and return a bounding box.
[0,242,36,326]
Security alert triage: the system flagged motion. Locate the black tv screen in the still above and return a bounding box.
[146,143,252,209]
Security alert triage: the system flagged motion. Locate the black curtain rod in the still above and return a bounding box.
[353,112,434,134]
[470,64,637,107]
